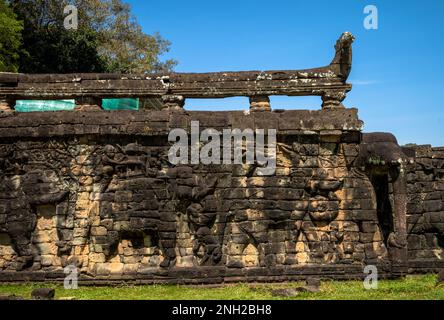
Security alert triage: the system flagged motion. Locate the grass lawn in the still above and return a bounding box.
[0,274,443,300]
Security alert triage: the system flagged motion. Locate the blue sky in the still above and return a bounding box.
[127,0,444,146]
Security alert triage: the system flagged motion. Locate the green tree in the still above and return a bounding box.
[74,0,177,73]
[0,0,23,72]
[10,0,176,73]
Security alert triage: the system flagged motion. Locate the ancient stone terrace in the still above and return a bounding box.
[0,33,442,284]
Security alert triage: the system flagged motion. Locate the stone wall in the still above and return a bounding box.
[0,108,442,283]
[406,145,444,272]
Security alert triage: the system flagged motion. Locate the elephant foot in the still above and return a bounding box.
[387,232,406,249]
[259,254,276,267]
[160,257,176,268]
[16,256,33,271]
[226,260,244,268]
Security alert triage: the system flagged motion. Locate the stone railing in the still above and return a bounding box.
[0,32,355,112]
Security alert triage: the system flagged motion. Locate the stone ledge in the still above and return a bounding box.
[0,109,363,139]
[0,263,401,284]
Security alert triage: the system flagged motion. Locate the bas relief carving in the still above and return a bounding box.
[0,132,442,278]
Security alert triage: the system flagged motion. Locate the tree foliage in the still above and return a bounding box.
[10,0,106,73]
[74,0,177,73]
[8,0,176,73]
[0,0,23,72]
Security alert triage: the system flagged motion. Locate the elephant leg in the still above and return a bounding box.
[388,167,408,265]
[158,214,177,268]
[158,232,176,268]
[9,231,34,270]
[258,240,276,267]
[102,231,120,258]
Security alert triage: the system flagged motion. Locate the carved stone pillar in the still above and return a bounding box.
[249,95,271,112]
[162,95,185,110]
[321,90,347,109]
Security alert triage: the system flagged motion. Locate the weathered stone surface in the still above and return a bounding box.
[271,288,300,297]
[438,270,444,284]
[0,294,24,300]
[31,288,55,300]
